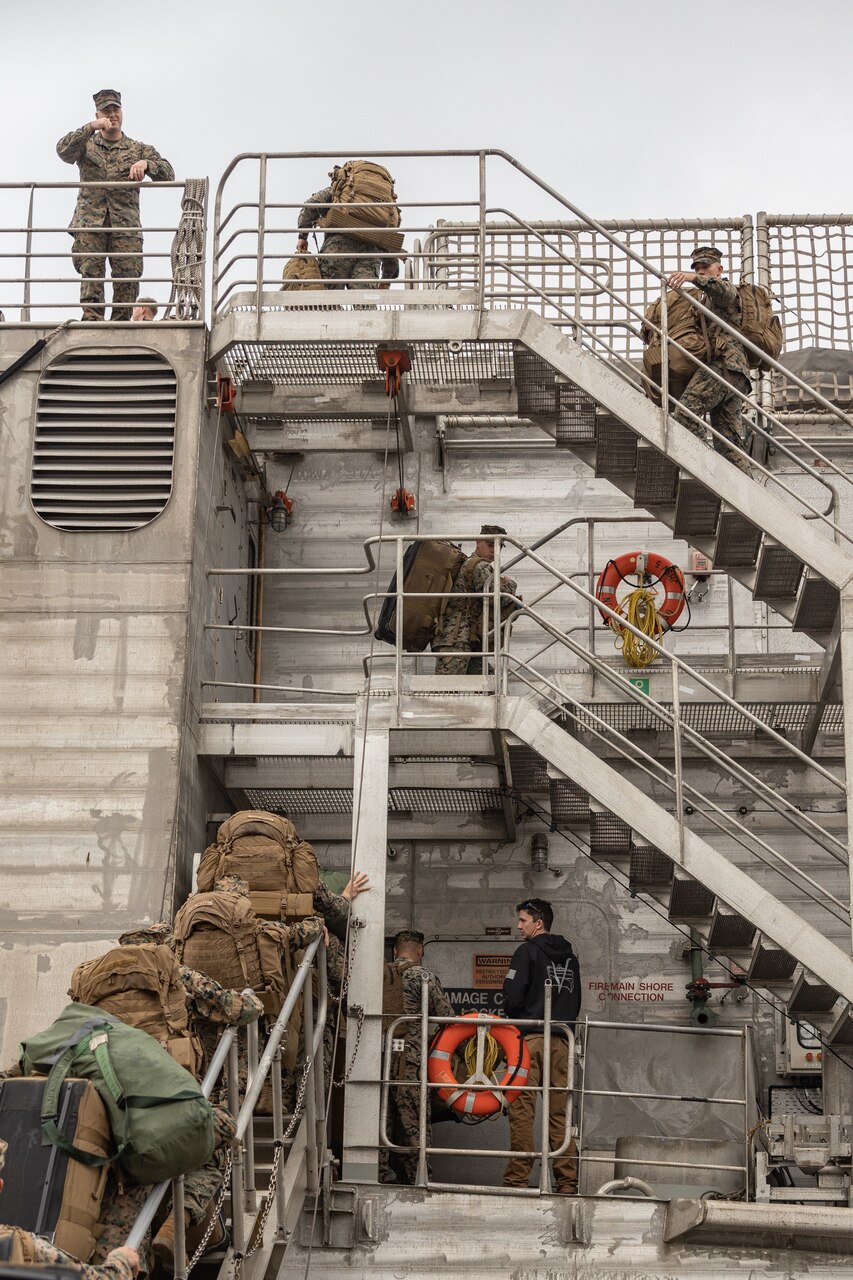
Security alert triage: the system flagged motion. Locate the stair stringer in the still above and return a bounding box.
[512,309,853,593]
[502,696,853,1003]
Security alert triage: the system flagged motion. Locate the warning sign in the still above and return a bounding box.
[473,953,512,989]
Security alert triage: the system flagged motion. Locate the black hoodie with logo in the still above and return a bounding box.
[502,933,581,1031]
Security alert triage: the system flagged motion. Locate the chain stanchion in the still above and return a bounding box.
[333,918,366,1086]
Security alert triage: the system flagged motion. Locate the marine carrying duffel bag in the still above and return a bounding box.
[19,1004,216,1185]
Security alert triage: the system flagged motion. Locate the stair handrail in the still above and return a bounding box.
[486,212,849,538]
[124,934,326,1275]
[508,655,850,925]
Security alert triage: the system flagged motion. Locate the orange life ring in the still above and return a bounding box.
[595,551,686,632]
[427,1012,530,1117]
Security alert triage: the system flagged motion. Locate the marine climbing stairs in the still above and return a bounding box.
[209,306,853,650]
[503,697,853,1048]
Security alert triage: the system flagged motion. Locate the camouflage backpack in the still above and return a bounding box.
[68,944,203,1076]
[196,810,320,920]
[172,889,289,1017]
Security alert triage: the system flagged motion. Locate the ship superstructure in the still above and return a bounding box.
[2,151,853,1276]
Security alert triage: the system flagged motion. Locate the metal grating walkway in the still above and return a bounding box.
[220,340,514,387]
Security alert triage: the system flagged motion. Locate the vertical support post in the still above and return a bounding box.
[727,577,736,699]
[314,945,328,1165]
[493,534,502,701]
[271,1047,287,1232]
[671,663,685,862]
[228,1039,246,1255]
[243,1020,257,1209]
[302,971,319,1195]
[838,582,853,954]
[341,694,391,1182]
[22,185,35,323]
[539,981,553,1194]
[172,1177,186,1280]
[587,520,596,698]
[477,152,487,314]
[660,281,670,449]
[395,536,404,718]
[256,156,268,314]
[416,971,430,1187]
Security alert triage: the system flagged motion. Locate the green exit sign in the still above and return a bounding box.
[628,675,650,696]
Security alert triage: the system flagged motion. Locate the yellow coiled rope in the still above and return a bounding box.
[463,1029,501,1080]
[608,587,664,669]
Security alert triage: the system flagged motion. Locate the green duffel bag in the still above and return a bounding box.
[19,1003,216,1185]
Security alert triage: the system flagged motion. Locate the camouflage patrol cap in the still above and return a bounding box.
[118,922,174,946]
[480,524,507,537]
[0,1136,6,1172]
[691,245,723,267]
[94,89,121,109]
[214,874,250,895]
[394,929,425,946]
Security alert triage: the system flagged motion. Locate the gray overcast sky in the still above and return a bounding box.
[3,0,850,218]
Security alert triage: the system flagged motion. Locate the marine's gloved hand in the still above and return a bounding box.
[108,1246,140,1277]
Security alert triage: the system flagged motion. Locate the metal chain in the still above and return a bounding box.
[230,1055,315,1280]
[332,919,365,1086]
[183,1149,233,1276]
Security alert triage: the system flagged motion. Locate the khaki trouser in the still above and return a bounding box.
[504,1033,577,1192]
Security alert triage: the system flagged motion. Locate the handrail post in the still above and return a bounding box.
[271,1045,287,1232]
[243,1019,258,1210]
[256,156,267,314]
[395,536,404,717]
[416,971,430,1187]
[228,1038,247,1256]
[539,981,553,1194]
[659,280,670,448]
[477,152,487,313]
[587,521,596,697]
[493,534,502,701]
[171,1177,186,1280]
[22,185,34,323]
[671,663,685,862]
[302,966,319,1195]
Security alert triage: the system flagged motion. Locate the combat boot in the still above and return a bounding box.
[152,1201,226,1274]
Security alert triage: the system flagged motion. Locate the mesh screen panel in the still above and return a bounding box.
[628,845,674,890]
[507,745,550,793]
[220,340,514,387]
[589,809,632,855]
[556,382,597,446]
[513,348,558,415]
[595,415,638,477]
[714,512,763,568]
[668,876,715,919]
[753,546,805,601]
[634,447,679,506]
[748,944,797,982]
[674,480,721,538]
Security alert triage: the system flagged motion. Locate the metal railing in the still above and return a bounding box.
[577,1020,752,1197]
[0,179,207,321]
[125,935,326,1279]
[204,530,849,944]
[209,151,853,545]
[380,977,575,1193]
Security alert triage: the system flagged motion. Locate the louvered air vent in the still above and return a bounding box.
[31,351,177,531]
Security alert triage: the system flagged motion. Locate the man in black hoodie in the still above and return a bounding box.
[502,898,580,1193]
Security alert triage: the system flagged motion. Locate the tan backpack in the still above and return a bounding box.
[68,944,203,1076]
[196,810,320,920]
[642,289,711,389]
[736,283,783,369]
[281,251,325,291]
[317,160,405,254]
[172,890,289,1018]
[0,1226,35,1265]
[383,960,412,1081]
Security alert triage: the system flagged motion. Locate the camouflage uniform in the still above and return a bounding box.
[433,553,518,674]
[56,120,173,321]
[8,1234,137,1280]
[673,269,752,473]
[380,959,454,1184]
[90,1104,237,1266]
[298,186,400,287]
